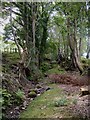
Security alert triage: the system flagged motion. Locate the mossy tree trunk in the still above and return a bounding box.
[67,18,83,74]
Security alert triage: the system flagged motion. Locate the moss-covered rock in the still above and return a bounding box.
[29,91,37,98]
[29,89,37,93]
[36,84,42,89]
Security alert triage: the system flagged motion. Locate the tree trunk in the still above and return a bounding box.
[74,49,83,74]
[78,37,82,60]
[32,3,37,56]
[86,1,90,59]
[18,62,30,87]
[86,36,90,59]
[70,35,83,74]
[67,18,83,74]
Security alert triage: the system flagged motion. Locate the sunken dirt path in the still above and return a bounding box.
[6,72,89,119]
[20,78,90,119]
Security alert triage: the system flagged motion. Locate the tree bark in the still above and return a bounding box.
[18,62,30,87]
[67,18,83,74]
[74,49,83,74]
[78,37,82,60]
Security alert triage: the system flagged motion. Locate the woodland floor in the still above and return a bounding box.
[4,73,90,119]
[2,53,90,119]
[20,74,90,119]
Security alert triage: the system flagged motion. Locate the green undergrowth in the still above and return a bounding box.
[3,53,20,64]
[2,53,20,72]
[0,88,25,111]
[40,61,66,74]
[81,57,90,68]
[46,67,65,74]
[1,87,25,117]
[20,84,76,118]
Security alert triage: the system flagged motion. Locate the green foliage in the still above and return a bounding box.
[27,67,43,81]
[12,89,25,105]
[3,23,13,41]
[1,89,12,108]
[40,61,65,75]
[54,97,68,107]
[0,88,9,117]
[2,64,10,73]
[2,2,88,73]
[45,40,58,61]
[5,53,20,63]
[40,62,51,73]
[0,88,25,111]
[46,66,65,74]
[3,53,20,64]
[81,58,90,64]
[0,97,4,105]
[81,58,90,69]
[15,89,25,100]
[2,53,20,73]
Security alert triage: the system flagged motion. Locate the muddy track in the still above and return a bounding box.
[48,73,89,86]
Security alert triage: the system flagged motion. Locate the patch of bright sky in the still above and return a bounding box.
[0,7,18,50]
[0,7,18,36]
[0,18,9,35]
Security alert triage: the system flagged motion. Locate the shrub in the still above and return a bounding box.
[0,88,25,118]
[1,89,12,107]
[15,89,25,104]
[81,58,90,66]
[28,68,43,81]
[40,62,51,73]
[0,88,12,116]
[16,89,25,99]
[0,88,24,108]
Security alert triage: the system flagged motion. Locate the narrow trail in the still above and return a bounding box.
[3,60,90,119]
[20,73,90,119]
